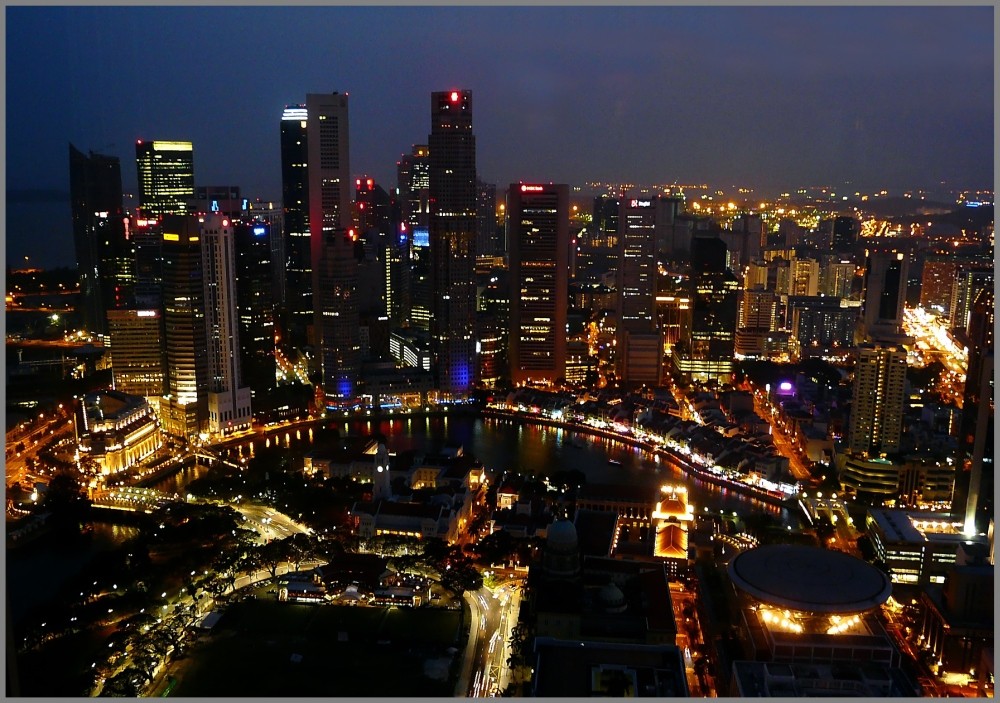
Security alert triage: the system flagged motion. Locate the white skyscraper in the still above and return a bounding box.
[201,214,252,434]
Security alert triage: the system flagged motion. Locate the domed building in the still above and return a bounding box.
[543,518,580,581]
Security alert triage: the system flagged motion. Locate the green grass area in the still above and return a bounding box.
[171,602,460,697]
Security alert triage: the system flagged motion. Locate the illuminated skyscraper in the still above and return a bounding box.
[69,144,128,336]
[861,250,907,341]
[233,220,276,399]
[135,140,194,216]
[847,343,907,457]
[306,92,360,405]
[279,104,311,351]
[160,215,208,438]
[397,144,430,231]
[507,183,569,385]
[672,236,739,382]
[616,196,662,386]
[956,287,994,535]
[428,89,477,396]
[200,215,252,435]
[107,309,165,398]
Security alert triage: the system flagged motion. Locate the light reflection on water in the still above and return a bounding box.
[11,414,798,626]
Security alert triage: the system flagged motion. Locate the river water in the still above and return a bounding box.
[10,414,800,624]
[155,415,798,524]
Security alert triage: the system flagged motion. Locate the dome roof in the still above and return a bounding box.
[598,582,625,609]
[547,519,578,550]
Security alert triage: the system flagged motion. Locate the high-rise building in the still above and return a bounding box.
[788,258,820,297]
[305,92,360,405]
[129,216,164,309]
[507,183,569,385]
[190,185,242,216]
[949,267,993,332]
[821,257,856,299]
[397,144,430,230]
[279,104,311,350]
[135,140,195,217]
[69,144,128,336]
[576,196,620,284]
[200,215,252,434]
[476,180,500,258]
[672,236,739,382]
[160,215,209,438]
[428,89,477,396]
[955,287,994,536]
[233,220,276,399]
[832,215,859,251]
[789,297,857,353]
[861,250,908,341]
[739,287,778,331]
[847,343,907,457]
[616,196,662,386]
[106,309,166,398]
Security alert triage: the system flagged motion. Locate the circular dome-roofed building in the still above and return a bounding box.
[543,518,580,581]
[728,544,892,615]
[597,582,627,613]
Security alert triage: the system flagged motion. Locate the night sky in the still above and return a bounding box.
[5,6,995,268]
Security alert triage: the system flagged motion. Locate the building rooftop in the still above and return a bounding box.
[728,544,892,614]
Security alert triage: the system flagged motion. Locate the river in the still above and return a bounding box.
[155,414,799,524]
[11,414,800,625]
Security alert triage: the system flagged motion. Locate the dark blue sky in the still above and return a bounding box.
[5,6,995,266]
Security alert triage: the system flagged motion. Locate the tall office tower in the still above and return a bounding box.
[788,258,820,296]
[861,250,908,341]
[397,144,430,230]
[506,183,569,385]
[745,260,770,290]
[847,343,907,457]
[723,213,763,267]
[956,288,995,535]
[131,216,164,309]
[106,309,166,398]
[616,196,661,386]
[920,254,990,317]
[245,199,286,306]
[354,176,393,237]
[672,236,739,382]
[476,180,500,258]
[577,195,620,283]
[949,267,993,332]
[305,92,359,404]
[69,144,128,337]
[739,287,777,331]
[821,256,856,299]
[233,221,276,399]
[428,89,477,396]
[135,140,194,216]
[160,215,209,438]
[200,215,252,434]
[789,297,856,352]
[279,104,311,351]
[832,215,859,251]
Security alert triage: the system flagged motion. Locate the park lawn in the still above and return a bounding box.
[171,602,460,697]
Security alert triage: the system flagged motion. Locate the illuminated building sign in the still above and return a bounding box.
[630,199,652,208]
[136,310,157,317]
[253,226,267,236]
[521,184,544,192]
[412,227,430,248]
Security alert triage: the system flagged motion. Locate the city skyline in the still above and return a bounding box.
[7,7,993,201]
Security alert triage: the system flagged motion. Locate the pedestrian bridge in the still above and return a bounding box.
[92,486,180,513]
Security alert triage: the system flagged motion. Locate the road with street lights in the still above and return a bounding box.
[460,580,522,697]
